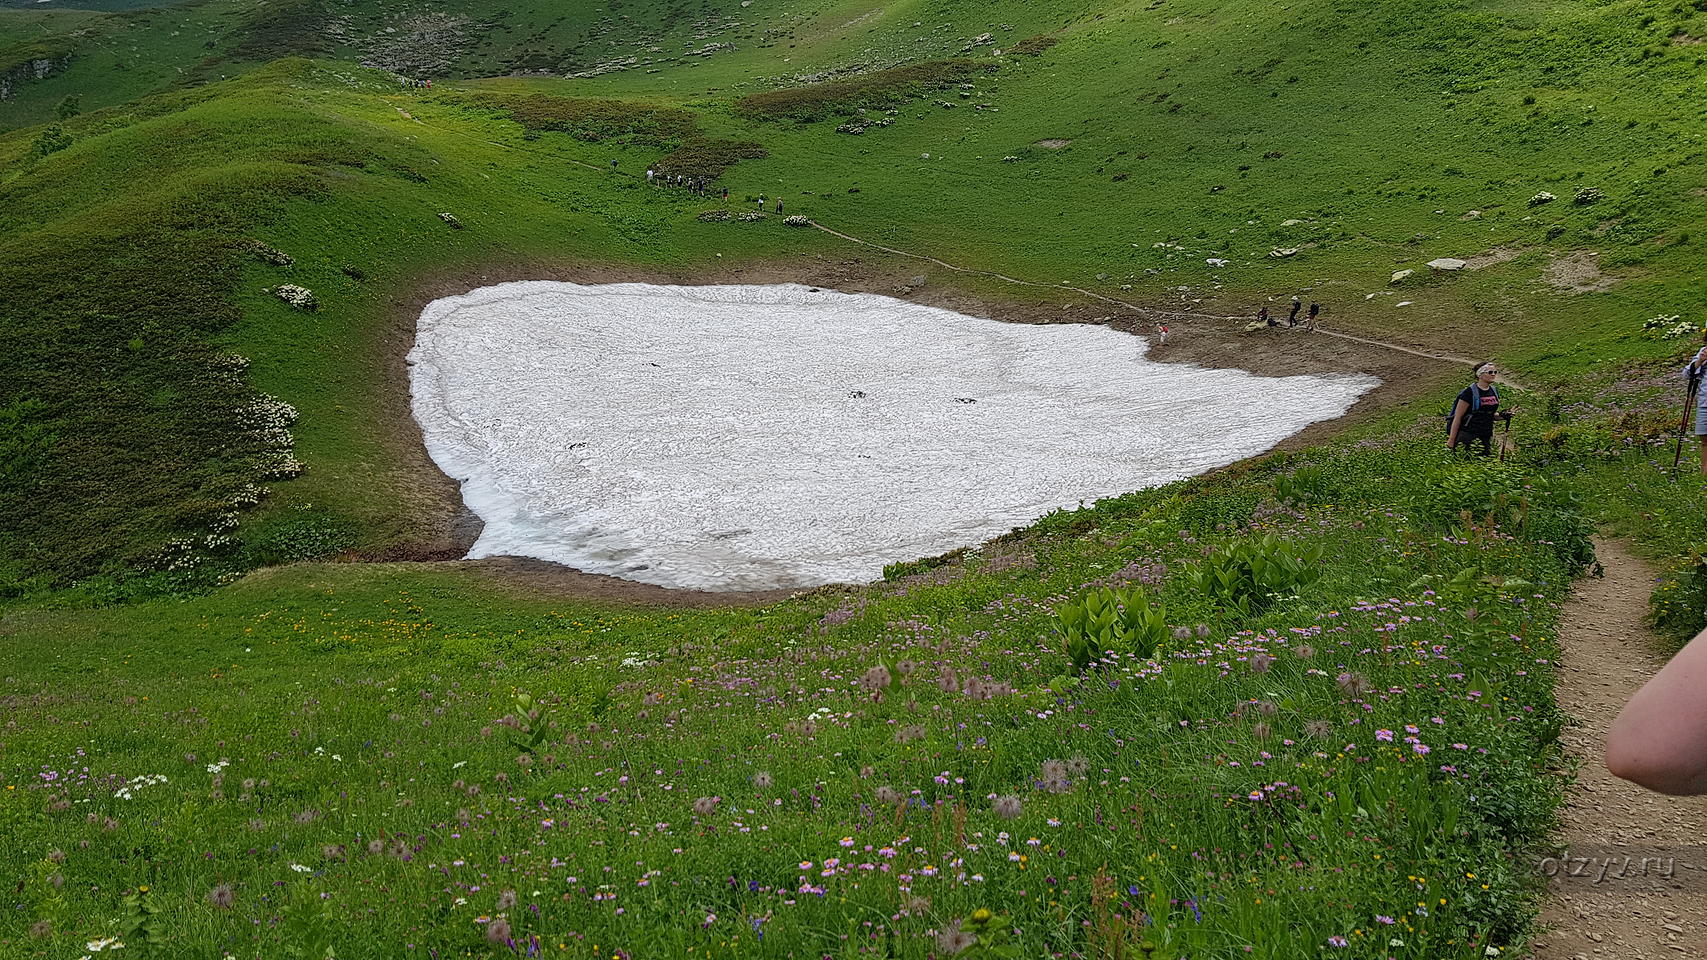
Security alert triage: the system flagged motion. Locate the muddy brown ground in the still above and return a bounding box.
[365,249,1454,605]
[1531,538,1707,959]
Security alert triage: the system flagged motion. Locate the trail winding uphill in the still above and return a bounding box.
[805,221,1522,388]
[1531,539,1707,959]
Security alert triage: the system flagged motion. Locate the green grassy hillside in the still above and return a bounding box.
[3,0,1704,592]
[2,0,1707,954]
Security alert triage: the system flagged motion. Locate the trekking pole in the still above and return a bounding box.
[1675,371,1701,471]
[1497,413,1514,462]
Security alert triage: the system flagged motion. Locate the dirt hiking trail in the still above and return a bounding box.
[1532,538,1707,958]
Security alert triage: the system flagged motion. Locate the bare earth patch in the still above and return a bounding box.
[1462,245,1529,270]
[1543,250,1618,293]
[1034,138,1072,148]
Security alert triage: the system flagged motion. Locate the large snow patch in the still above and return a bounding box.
[408,281,1377,590]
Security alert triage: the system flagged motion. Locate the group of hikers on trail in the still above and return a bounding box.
[644,167,728,199]
[1258,295,1320,329]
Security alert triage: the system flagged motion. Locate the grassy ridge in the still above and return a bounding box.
[1,0,1704,587]
[0,0,1703,953]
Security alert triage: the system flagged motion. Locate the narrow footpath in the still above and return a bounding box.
[1532,538,1707,958]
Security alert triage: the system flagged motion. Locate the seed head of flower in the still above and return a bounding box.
[937,667,959,693]
[752,771,774,790]
[993,795,1023,820]
[859,765,876,779]
[1065,755,1090,778]
[1250,653,1275,674]
[46,849,65,864]
[1251,722,1272,740]
[875,785,902,805]
[1039,759,1068,782]
[515,754,533,768]
[1255,699,1278,717]
[896,660,917,676]
[1336,672,1372,698]
[321,844,345,861]
[936,929,977,955]
[293,809,320,824]
[904,895,931,914]
[495,889,518,911]
[1304,720,1335,740]
[207,883,236,909]
[366,839,386,856]
[862,665,893,690]
[485,918,513,946]
[1194,623,1211,638]
[1294,644,1315,660]
[693,796,719,816]
[28,919,51,938]
[1171,626,1192,640]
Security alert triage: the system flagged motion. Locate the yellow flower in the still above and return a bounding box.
[970,908,993,924]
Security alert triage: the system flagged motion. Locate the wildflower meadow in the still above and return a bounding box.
[1,430,1591,958]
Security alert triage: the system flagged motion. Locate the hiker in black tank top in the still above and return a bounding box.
[1447,361,1504,456]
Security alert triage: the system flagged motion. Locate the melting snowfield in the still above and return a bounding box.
[408,282,1379,591]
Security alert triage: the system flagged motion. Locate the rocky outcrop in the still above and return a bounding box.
[0,55,71,102]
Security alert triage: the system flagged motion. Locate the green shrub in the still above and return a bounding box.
[735,60,994,122]
[1054,585,1171,671]
[1186,534,1322,616]
[1650,552,1707,642]
[1010,35,1061,56]
[1417,460,1530,525]
[474,93,699,144]
[655,137,769,178]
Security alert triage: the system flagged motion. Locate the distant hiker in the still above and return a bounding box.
[611,160,618,170]
[645,168,655,183]
[776,198,784,214]
[1681,335,1707,474]
[1307,301,1320,327]
[1446,361,1507,456]
[1288,296,1302,327]
[1259,306,1274,328]
[722,186,729,200]
[757,195,766,210]
[1158,323,1170,345]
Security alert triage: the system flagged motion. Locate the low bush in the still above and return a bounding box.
[1187,534,1323,616]
[735,60,995,122]
[473,93,699,144]
[655,137,768,178]
[1054,585,1171,671]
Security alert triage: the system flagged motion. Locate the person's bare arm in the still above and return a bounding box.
[1446,399,1468,449]
[1605,626,1707,795]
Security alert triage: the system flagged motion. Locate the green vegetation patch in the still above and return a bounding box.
[1009,34,1060,56]
[735,58,995,122]
[655,135,768,178]
[472,92,700,144]
[0,426,1584,957]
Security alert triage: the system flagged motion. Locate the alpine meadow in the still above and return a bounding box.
[3,0,1707,957]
